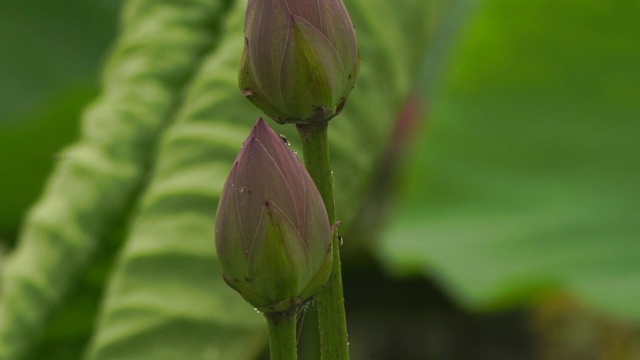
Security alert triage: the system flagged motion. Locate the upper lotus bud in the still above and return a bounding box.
[215,118,333,313]
[239,0,360,125]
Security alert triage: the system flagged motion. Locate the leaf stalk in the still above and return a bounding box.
[296,122,350,360]
[266,311,298,360]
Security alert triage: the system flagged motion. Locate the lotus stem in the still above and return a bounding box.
[266,311,298,360]
[296,122,350,360]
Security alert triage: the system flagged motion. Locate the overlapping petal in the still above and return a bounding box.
[215,118,332,312]
[240,0,359,124]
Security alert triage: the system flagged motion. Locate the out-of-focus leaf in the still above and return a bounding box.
[0,0,121,124]
[24,226,126,360]
[0,0,228,357]
[380,0,640,321]
[0,0,122,239]
[85,0,441,358]
[1,0,445,357]
[0,88,91,239]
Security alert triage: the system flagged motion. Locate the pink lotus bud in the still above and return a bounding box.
[215,118,332,313]
[239,0,360,124]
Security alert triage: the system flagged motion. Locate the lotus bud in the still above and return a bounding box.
[215,118,333,313]
[239,0,360,125]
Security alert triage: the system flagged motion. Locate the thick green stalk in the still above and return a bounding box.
[265,312,298,360]
[296,122,350,360]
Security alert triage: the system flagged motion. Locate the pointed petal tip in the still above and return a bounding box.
[252,117,285,147]
[253,117,272,137]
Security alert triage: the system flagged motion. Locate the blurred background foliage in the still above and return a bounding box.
[1,0,639,359]
[383,0,640,318]
[0,0,122,240]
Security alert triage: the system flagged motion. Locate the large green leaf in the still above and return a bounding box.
[0,0,229,357]
[0,0,444,358]
[0,0,122,239]
[381,0,640,321]
[84,0,440,358]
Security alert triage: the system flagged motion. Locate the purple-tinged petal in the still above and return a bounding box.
[239,0,360,124]
[215,118,332,312]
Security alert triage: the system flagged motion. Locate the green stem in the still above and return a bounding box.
[265,311,298,360]
[297,122,350,360]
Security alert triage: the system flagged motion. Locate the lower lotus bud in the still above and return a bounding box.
[215,118,332,313]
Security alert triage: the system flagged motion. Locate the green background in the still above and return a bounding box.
[1,0,638,359]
